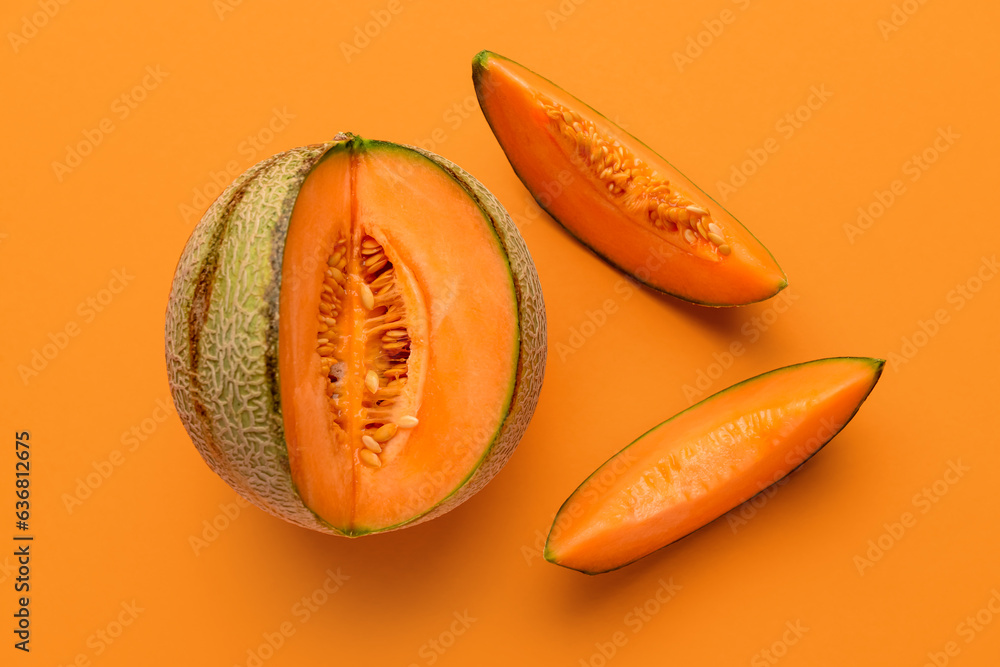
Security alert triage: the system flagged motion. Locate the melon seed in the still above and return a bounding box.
[359,449,381,468]
[696,220,709,240]
[367,258,389,274]
[362,435,382,453]
[373,423,398,442]
[398,415,419,428]
[360,283,375,310]
[365,370,379,394]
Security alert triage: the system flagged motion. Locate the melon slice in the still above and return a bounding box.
[473,50,787,306]
[545,357,883,573]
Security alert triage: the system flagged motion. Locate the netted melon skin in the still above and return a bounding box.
[165,136,546,534]
[165,140,339,532]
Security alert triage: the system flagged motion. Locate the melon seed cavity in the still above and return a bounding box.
[315,234,420,469]
[540,98,731,256]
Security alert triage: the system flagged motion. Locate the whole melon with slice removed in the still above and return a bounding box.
[473,50,787,306]
[546,357,884,574]
[165,133,546,535]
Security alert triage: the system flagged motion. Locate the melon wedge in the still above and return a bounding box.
[545,357,884,574]
[473,50,787,306]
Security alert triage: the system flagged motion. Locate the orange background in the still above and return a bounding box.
[3,0,999,665]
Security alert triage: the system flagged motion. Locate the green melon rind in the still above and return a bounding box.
[544,357,884,574]
[472,50,787,308]
[165,135,545,535]
[165,139,344,534]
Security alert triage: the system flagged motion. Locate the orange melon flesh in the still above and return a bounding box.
[279,145,355,529]
[279,140,519,534]
[545,357,884,574]
[473,50,786,306]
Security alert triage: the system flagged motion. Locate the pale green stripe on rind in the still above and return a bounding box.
[165,151,280,482]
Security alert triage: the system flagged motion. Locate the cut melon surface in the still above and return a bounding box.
[279,140,524,533]
[545,357,884,574]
